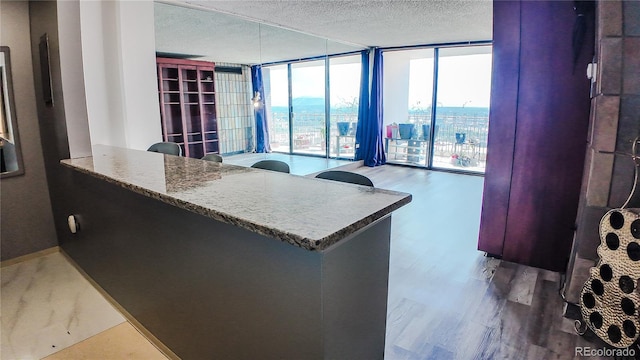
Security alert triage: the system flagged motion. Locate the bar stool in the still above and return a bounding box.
[251,160,290,173]
[147,142,182,156]
[315,170,374,187]
[201,154,223,163]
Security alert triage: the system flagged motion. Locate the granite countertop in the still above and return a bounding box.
[61,145,412,251]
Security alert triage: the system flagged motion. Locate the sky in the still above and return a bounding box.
[267,61,361,107]
[266,51,492,109]
[411,53,492,108]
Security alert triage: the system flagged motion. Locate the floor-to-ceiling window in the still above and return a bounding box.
[264,54,361,158]
[329,55,361,158]
[383,49,435,167]
[291,60,325,155]
[263,64,290,152]
[433,46,492,173]
[382,44,492,173]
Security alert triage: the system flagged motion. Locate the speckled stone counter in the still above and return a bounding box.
[61,145,411,251]
[60,145,410,359]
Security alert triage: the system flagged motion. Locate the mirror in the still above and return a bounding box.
[0,46,24,178]
[153,2,364,65]
[152,2,365,157]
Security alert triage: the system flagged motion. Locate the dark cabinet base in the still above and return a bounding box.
[62,171,391,359]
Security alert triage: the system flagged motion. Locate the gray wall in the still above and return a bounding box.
[0,1,57,261]
[29,0,77,251]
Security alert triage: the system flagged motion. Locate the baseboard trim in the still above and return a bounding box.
[1,246,60,268]
[59,250,180,360]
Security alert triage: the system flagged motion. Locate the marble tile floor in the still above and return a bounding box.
[42,323,167,360]
[0,251,166,360]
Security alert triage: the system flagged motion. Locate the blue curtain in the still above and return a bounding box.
[251,65,271,153]
[355,49,386,167]
[355,50,369,161]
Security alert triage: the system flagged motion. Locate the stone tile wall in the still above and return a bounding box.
[565,0,640,304]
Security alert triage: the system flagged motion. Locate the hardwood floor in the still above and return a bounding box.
[349,165,619,360]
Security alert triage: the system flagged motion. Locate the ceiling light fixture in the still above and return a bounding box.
[252,23,263,109]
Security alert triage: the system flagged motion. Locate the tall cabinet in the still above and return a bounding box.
[478,1,592,272]
[156,58,219,158]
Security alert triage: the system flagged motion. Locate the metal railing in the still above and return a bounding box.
[406,113,489,162]
[268,112,359,155]
[267,111,489,165]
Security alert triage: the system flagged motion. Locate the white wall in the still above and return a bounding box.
[80,0,126,148]
[382,52,410,129]
[118,0,162,150]
[57,0,92,158]
[79,0,161,151]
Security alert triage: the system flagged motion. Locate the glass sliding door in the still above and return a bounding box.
[263,54,363,158]
[291,60,326,156]
[264,64,290,152]
[382,49,435,167]
[432,46,492,173]
[407,50,435,166]
[329,55,361,158]
[262,47,491,171]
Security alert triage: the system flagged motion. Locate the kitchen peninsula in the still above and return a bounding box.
[60,145,411,360]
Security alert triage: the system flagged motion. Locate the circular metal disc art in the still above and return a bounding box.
[580,209,640,348]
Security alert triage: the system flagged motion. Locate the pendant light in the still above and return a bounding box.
[252,23,263,108]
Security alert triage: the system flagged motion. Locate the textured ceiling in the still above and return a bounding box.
[154,0,492,64]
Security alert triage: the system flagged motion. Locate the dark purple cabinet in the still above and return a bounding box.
[478,1,593,271]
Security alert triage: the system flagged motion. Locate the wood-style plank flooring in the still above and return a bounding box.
[347,165,617,360]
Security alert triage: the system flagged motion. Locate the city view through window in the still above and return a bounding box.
[263,45,492,173]
[264,55,361,158]
[386,46,492,173]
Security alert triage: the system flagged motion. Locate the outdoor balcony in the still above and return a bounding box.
[267,111,489,173]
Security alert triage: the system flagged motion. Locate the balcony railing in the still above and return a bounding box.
[407,113,489,161]
[266,111,489,172]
